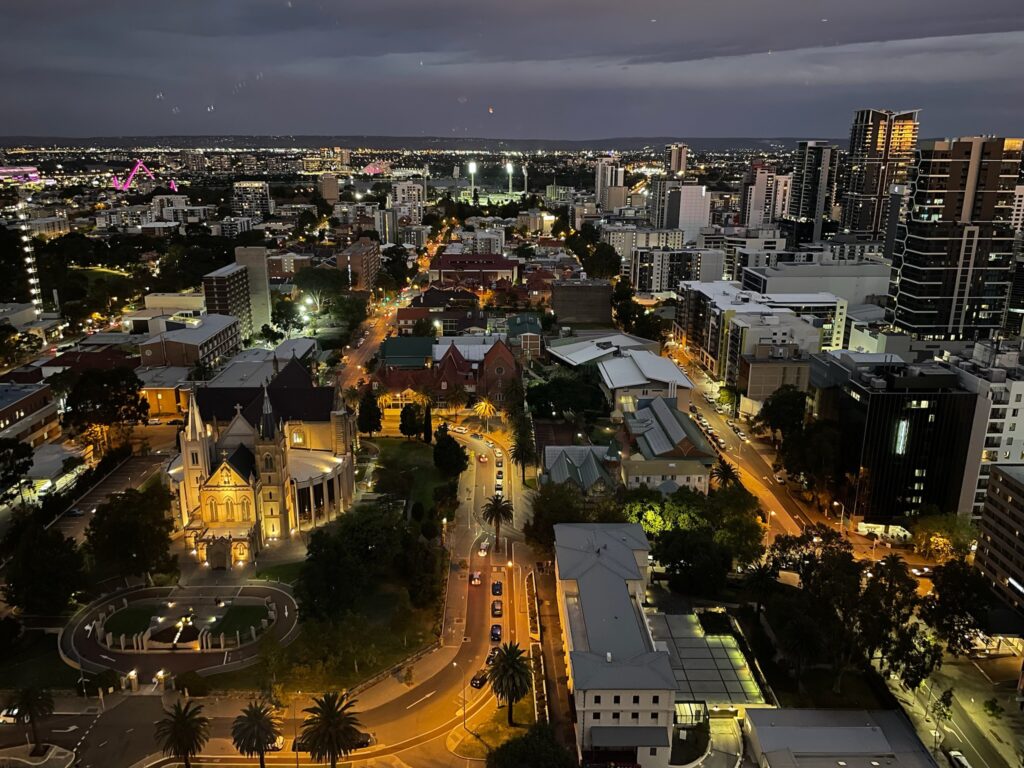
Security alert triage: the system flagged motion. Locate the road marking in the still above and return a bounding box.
[405,690,436,709]
[53,725,78,733]
[99,654,115,662]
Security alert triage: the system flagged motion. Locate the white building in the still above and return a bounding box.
[232,181,274,220]
[151,195,189,221]
[698,226,787,281]
[595,156,626,211]
[596,349,693,415]
[554,524,676,768]
[629,248,724,293]
[740,257,891,307]
[1013,184,1024,232]
[665,143,688,176]
[455,228,504,255]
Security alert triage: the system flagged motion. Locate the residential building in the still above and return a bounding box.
[0,382,60,448]
[339,237,381,290]
[267,252,313,280]
[788,141,841,242]
[740,163,788,228]
[202,264,253,339]
[151,194,189,221]
[738,343,812,413]
[554,524,675,768]
[810,351,977,523]
[726,313,822,389]
[212,216,253,239]
[596,349,693,414]
[841,108,920,240]
[234,247,272,332]
[978,465,1024,613]
[664,185,711,237]
[702,226,786,282]
[455,228,504,255]
[543,445,619,497]
[317,174,340,205]
[887,136,1023,341]
[428,245,518,286]
[551,279,613,324]
[595,156,625,211]
[620,396,715,495]
[231,181,274,220]
[139,314,241,368]
[629,248,724,293]
[665,143,688,176]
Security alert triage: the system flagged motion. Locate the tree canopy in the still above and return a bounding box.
[85,485,175,579]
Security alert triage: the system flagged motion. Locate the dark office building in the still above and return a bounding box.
[887,137,1022,342]
[841,109,920,240]
[787,141,840,243]
[810,352,977,523]
[977,465,1024,613]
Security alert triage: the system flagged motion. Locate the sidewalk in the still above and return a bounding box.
[0,745,74,768]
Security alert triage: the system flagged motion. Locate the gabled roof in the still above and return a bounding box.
[223,443,256,482]
[267,358,313,389]
[597,350,692,390]
[626,397,715,461]
[545,447,613,493]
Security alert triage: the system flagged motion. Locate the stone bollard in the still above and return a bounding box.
[261,619,268,630]
[105,632,113,647]
[220,632,225,649]
[235,629,241,647]
[119,634,125,650]
[251,626,257,643]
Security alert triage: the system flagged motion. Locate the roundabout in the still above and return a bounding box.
[59,583,299,684]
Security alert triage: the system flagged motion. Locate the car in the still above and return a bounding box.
[471,433,484,440]
[486,647,500,665]
[354,731,375,749]
[452,425,468,434]
[471,670,490,689]
[496,459,503,468]
[736,431,748,441]
[485,439,495,448]
[470,571,483,586]
[492,580,503,596]
[948,752,972,768]
[0,707,20,724]
[478,540,490,557]
[716,437,727,449]
[491,600,503,617]
[147,418,161,425]
[495,480,503,493]
[478,454,489,463]
[66,508,85,518]
[726,419,736,428]
[773,472,786,484]
[495,487,503,497]
[269,735,285,752]
[688,404,698,414]
[496,470,504,480]
[494,449,503,459]
[490,624,502,642]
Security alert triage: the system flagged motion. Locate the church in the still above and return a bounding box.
[168,358,358,569]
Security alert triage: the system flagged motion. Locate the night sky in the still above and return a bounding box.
[3,0,1023,139]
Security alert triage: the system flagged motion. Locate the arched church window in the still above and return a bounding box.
[241,498,251,522]
[207,499,218,522]
[225,499,235,522]
[263,453,274,471]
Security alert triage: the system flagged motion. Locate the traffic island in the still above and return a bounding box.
[448,697,536,759]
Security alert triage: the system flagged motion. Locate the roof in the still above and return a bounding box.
[433,335,506,362]
[144,314,238,346]
[224,443,255,481]
[544,446,615,492]
[598,350,692,390]
[135,366,192,387]
[204,263,246,278]
[590,726,669,749]
[547,333,656,367]
[194,371,334,426]
[626,397,715,461]
[380,336,435,368]
[745,709,938,768]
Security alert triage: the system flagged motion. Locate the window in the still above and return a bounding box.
[263,454,274,471]
[631,712,640,721]
[241,499,251,522]
[593,713,601,721]
[652,695,660,704]
[632,695,640,704]
[613,695,620,705]
[650,748,658,757]
[190,451,199,465]
[292,430,305,445]
[651,712,658,721]
[593,695,601,705]
[225,499,235,522]
[207,499,217,522]
[612,712,620,721]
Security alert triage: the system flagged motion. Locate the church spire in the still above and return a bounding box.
[186,391,205,441]
[258,385,277,439]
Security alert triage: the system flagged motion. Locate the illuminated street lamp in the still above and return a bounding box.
[833,500,846,534]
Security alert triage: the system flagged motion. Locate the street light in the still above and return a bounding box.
[833,500,846,534]
[453,661,467,732]
[506,161,514,196]
[468,161,477,196]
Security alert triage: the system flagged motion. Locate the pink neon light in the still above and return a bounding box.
[169,179,179,192]
[110,159,179,193]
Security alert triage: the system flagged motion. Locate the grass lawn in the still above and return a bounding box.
[374,438,447,510]
[255,560,304,585]
[214,605,269,638]
[0,633,83,690]
[454,696,536,759]
[671,721,710,765]
[103,606,155,637]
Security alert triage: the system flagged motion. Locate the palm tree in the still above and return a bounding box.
[300,691,363,768]
[231,700,282,768]
[375,392,391,414]
[482,494,514,550]
[710,458,740,487]
[744,560,779,614]
[511,427,537,484]
[10,688,53,752]
[473,397,497,432]
[446,384,468,416]
[154,700,210,768]
[487,642,532,725]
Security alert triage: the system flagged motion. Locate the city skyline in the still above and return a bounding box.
[2,0,1023,139]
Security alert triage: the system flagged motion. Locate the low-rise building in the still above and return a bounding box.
[428,245,519,286]
[596,350,693,415]
[139,314,241,369]
[0,382,60,448]
[738,343,812,414]
[551,279,613,325]
[620,397,715,495]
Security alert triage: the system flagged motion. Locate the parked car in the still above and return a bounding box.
[492,580,503,596]
[354,731,375,749]
[470,571,482,586]
[948,752,972,768]
[452,425,468,434]
[478,454,489,463]
[491,600,503,618]
[268,735,285,751]
[486,647,500,665]
[496,470,504,480]
[471,670,490,689]
[494,449,503,459]
[496,459,503,468]
[470,433,484,440]
[773,472,786,484]
[490,624,502,642]
[66,508,85,518]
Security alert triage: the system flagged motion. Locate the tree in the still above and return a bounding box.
[911,514,976,563]
[473,398,497,431]
[525,483,587,550]
[929,688,954,750]
[751,385,807,444]
[653,527,733,597]
[482,495,514,551]
[858,554,918,662]
[63,367,149,453]
[301,692,363,768]
[294,266,349,311]
[486,724,577,768]
[487,643,532,726]
[920,558,989,657]
[399,404,421,440]
[9,688,53,753]
[769,592,823,681]
[357,388,382,436]
[744,560,779,614]
[271,298,302,335]
[633,311,665,342]
[231,700,282,768]
[422,403,433,444]
[342,386,360,410]
[3,526,84,615]
[410,318,438,338]
[581,242,620,279]
[445,384,468,415]
[0,438,32,504]
[259,324,284,345]
[154,700,210,768]
[710,458,740,488]
[433,425,469,479]
[510,423,537,483]
[886,623,942,691]
[85,485,175,580]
